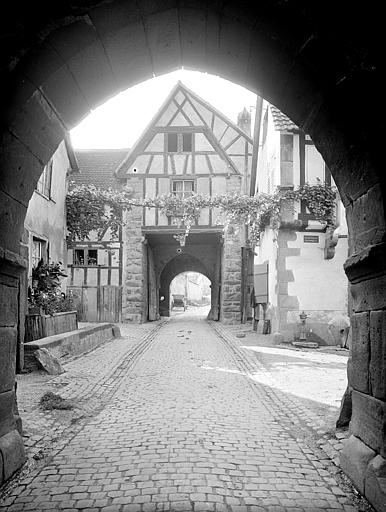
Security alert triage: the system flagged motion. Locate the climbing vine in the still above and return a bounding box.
[66,181,337,246]
[66,183,133,241]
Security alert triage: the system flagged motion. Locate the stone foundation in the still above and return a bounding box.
[341,435,386,510]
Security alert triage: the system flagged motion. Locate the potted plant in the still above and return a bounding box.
[25,260,78,341]
[28,260,72,315]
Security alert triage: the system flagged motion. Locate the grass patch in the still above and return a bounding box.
[39,392,74,411]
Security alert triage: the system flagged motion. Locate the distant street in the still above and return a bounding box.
[1,310,370,512]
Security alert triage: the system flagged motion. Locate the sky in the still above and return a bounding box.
[70,69,258,149]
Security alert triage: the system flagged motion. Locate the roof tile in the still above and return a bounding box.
[71,149,129,189]
[270,105,299,131]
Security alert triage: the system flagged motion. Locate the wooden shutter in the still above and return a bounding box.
[253,262,268,303]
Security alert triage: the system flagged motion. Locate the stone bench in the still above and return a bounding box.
[23,323,121,372]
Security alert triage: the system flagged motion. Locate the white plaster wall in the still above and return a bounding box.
[145,133,164,151]
[257,104,280,194]
[25,141,70,280]
[145,178,156,225]
[287,231,348,313]
[255,227,279,329]
[196,178,210,225]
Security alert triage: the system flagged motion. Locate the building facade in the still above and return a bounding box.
[254,103,349,345]
[69,82,254,324]
[66,149,128,322]
[114,82,254,324]
[23,136,78,292]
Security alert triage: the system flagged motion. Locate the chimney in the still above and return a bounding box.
[237,107,251,136]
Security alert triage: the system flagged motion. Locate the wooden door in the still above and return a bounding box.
[99,286,122,323]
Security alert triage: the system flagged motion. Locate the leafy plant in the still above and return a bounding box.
[66,183,133,242]
[28,260,74,315]
[66,182,336,247]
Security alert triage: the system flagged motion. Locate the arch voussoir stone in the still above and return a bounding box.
[0,3,385,509]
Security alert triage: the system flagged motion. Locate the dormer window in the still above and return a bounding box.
[167,132,193,153]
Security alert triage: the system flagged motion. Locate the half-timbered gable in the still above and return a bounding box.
[69,84,253,325]
[115,82,253,228]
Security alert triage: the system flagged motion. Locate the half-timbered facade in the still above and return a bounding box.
[66,149,128,322]
[114,82,253,323]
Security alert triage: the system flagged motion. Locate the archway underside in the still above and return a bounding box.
[145,231,221,320]
[0,2,385,508]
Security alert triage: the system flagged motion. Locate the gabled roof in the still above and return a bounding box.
[115,81,253,178]
[270,105,299,132]
[71,149,129,189]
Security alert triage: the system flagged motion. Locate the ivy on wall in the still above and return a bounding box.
[66,181,337,246]
[66,184,133,241]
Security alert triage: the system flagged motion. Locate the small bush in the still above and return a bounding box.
[39,391,74,411]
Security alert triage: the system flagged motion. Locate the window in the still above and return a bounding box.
[167,133,178,152]
[182,133,192,152]
[36,159,53,198]
[172,180,194,198]
[167,132,193,153]
[87,250,98,266]
[74,248,98,266]
[32,238,47,268]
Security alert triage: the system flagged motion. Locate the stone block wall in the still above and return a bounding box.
[0,252,27,485]
[221,224,243,324]
[220,175,245,324]
[122,178,145,323]
[340,202,386,510]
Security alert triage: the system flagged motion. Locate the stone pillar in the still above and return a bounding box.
[221,224,243,324]
[0,250,27,485]
[122,178,145,323]
[220,175,244,324]
[339,186,386,511]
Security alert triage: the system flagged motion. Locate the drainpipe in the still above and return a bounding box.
[249,95,263,197]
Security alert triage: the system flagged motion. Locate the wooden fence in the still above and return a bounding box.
[25,310,78,342]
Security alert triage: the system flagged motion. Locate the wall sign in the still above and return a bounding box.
[304,235,319,243]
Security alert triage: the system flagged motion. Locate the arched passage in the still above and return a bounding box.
[170,272,211,311]
[159,253,216,319]
[0,2,385,506]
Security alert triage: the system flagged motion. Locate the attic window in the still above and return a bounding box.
[167,132,193,153]
[167,133,178,152]
[182,133,192,152]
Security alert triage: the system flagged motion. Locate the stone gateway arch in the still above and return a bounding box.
[0,2,385,509]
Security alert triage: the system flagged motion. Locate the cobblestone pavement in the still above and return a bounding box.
[16,322,162,462]
[1,313,373,512]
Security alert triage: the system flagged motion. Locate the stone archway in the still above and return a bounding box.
[0,2,385,507]
[159,253,215,319]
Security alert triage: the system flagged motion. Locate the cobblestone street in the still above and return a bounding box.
[0,312,373,512]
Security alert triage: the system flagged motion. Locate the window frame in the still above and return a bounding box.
[74,248,98,266]
[36,159,53,198]
[32,237,47,269]
[172,180,195,198]
[167,132,193,153]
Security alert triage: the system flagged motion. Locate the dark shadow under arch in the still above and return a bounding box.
[0,3,385,506]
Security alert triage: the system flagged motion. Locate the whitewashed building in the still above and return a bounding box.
[254,102,349,345]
